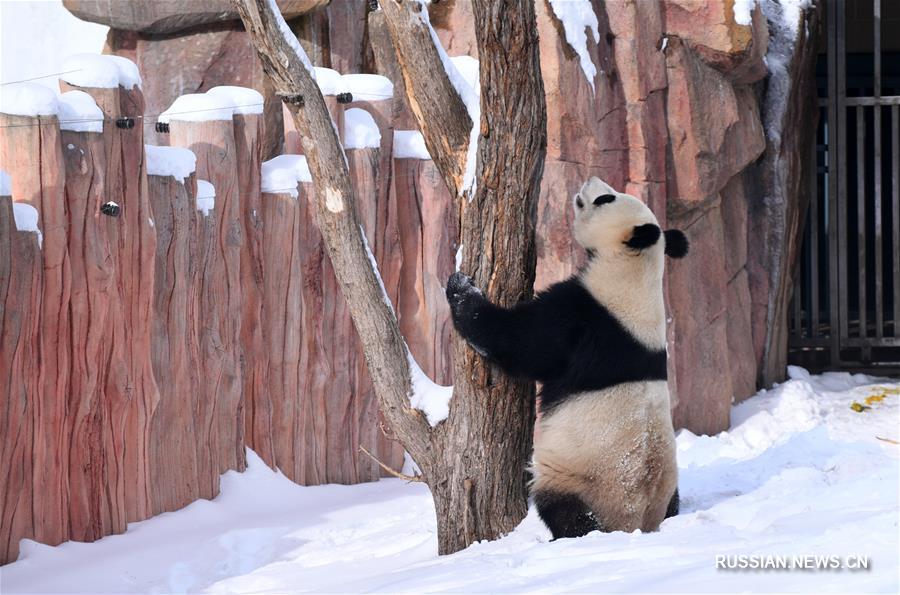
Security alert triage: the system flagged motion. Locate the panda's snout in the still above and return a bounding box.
[575,195,585,209]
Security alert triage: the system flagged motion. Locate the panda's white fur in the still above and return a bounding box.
[446,176,686,539]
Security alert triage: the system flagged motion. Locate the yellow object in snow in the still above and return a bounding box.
[850,401,871,413]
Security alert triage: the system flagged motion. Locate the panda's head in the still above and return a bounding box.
[573,177,688,261]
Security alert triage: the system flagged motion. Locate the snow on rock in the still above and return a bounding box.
[205,86,264,115]
[2,369,896,593]
[393,130,430,160]
[0,82,58,117]
[267,0,314,75]
[60,53,141,90]
[260,154,311,198]
[196,180,216,216]
[158,92,236,124]
[12,203,42,248]
[343,108,381,150]
[734,0,757,26]
[144,145,197,183]
[57,90,103,133]
[0,170,12,197]
[759,0,812,145]
[313,67,348,95]
[341,74,394,101]
[548,0,600,92]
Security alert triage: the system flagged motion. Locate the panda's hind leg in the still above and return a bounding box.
[534,490,600,540]
[665,488,679,519]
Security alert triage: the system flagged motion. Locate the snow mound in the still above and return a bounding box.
[205,86,264,115]
[393,130,430,160]
[408,355,453,426]
[314,67,348,95]
[196,180,215,216]
[548,0,600,91]
[0,82,58,117]
[60,53,141,90]
[0,170,11,196]
[343,108,381,149]
[145,145,197,183]
[57,90,103,133]
[159,92,236,124]
[341,74,394,101]
[261,154,311,198]
[12,203,42,248]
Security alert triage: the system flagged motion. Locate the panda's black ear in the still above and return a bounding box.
[625,223,661,250]
[664,229,689,258]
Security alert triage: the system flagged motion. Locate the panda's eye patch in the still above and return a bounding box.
[593,194,616,206]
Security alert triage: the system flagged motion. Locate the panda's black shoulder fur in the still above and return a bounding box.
[445,272,667,414]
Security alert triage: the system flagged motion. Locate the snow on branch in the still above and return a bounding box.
[360,225,453,426]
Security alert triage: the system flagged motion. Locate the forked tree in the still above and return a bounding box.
[234,0,546,555]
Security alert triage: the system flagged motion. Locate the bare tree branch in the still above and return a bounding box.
[233,0,433,456]
[379,0,471,197]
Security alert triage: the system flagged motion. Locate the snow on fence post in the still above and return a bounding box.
[144,145,202,515]
[283,67,346,154]
[0,84,72,558]
[391,130,457,386]
[60,55,161,525]
[57,88,130,542]
[162,91,247,496]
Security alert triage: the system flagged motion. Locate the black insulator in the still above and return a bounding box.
[280,93,305,107]
[155,121,170,133]
[336,92,353,104]
[115,117,135,129]
[100,201,120,217]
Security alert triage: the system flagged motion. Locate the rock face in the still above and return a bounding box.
[63,0,328,34]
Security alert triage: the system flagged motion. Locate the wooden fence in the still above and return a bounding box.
[0,64,454,563]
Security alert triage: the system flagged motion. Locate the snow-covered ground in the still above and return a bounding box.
[1,367,898,593]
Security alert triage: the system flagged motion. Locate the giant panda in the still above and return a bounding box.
[445,177,688,540]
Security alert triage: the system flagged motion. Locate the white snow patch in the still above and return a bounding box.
[0,82,58,117]
[60,53,141,90]
[2,369,896,593]
[0,0,108,92]
[266,0,315,75]
[12,203,42,248]
[341,73,394,101]
[414,2,480,197]
[360,224,453,425]
[455,244,463,272]
[158,93,236,124]
[57,90,103,133]
[261,154,311,198]
[343,108,381,150]
[734,0,756,26]
[393,130,431,160]
[548,0,600,92]
[145,145,197,183]
[205,86,264,115]
[313,67,347,95]
[0,170,11,196]
[196,180,216,216]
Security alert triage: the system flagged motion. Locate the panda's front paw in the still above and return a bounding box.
[446,271,478,303]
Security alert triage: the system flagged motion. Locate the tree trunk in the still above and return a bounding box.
[234,0,545,555]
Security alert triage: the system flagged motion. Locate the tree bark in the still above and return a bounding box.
[234,0,545,555]
[378,0,471,197]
